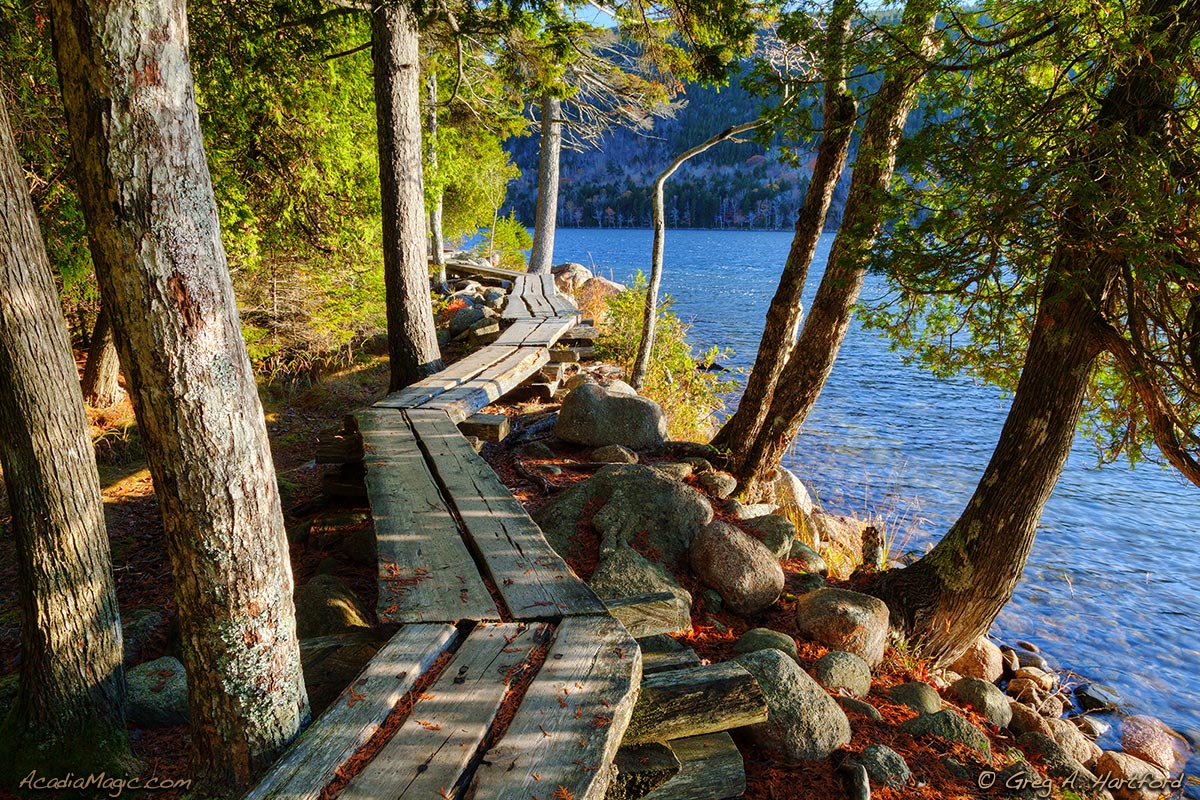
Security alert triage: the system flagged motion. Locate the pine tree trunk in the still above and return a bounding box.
[527,93,562,274]
[871,0,1198,665]
[427,67,447,293]
[49,1,309,793]
[81,305,122,407]
[731,0,939,497]
[373,2,444,391]
[0,84,128,781]
[712,0,856,454]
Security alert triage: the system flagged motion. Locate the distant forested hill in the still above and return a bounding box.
[503,74,852,231]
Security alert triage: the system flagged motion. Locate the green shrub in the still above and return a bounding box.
[595,272,736,442]
[477,212,532,270]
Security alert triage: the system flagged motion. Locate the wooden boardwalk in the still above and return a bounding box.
[251,272,643,800]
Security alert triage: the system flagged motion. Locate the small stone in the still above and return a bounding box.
[1006,677,1045,704]
[1008,700,1053,738]
[680,456,713,473]
[1071,714,1111,740]
[696,471,737,499]
[591,444,638,464]
[773,468,815,517]
[521,441,556,459]
[857,744,911,790]
[736,648,851,762]
[563,373,595,392]
[127,656,189,728]
[788,540,829,576]
[1046,716,1103,769]
[1016,650,1052,672]
[793,588,889,667]
[786,572,827,595]
[1017,732,1098,785]
[1094,751,1168,800]
[889,681,943,715]
[950,677,1013,728]
[814,651,872,698]
[900,709,991,759]
[448,305,486,337]
[950,637,1004,684]
[840,697,883,722]
[1014,666,1055,691]
[651,462,694,481]
[999,645,1021,678]
[690,521,784,615]
[1076,682,1122,712]
[1037,693,1066,719]
[733,628,798,661]
[1121,715,1181,773]
[534,463,562,476]
[741,514,796,559]
[701,589,723,613]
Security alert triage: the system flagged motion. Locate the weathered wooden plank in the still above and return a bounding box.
[445,261,524,282]
[357,409,499,624]
[622,661,767,744]
[525,274,558,317]
[602,592,691,638]
[247,623,460,800]
[406,409,606,618]
[563,324,601,342]
[341,622,550,800]
[511,316,579,348]
[376,346,520,409]
[493,318,543,346]
[458,413,510,443]
[636,635,702,676]
[502,275,536,319]
[421,347,550,423]
[467,616,642,800]
[639,733,745,800]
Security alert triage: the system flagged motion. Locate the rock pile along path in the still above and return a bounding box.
[249,265,642,800]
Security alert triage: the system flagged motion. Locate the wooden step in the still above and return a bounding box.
[247,623,460,800]
[357,408,500,624]
[458,413,510,443]
[405,409,606,619]
[622,661,767,745]
[602,592,691,639]
[640,733,744,800]
[466,616,642,800]
[340,622,550,800]
[636,635,702,676]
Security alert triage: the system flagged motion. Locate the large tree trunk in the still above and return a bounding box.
[711,0,856,454]
[632,120,760,392]
[527,93,562,274]
[49,1,309,793]
[427,66,448,293]
[0,83,128,781]
[872,0,1198,665]
[373,2,444,391]
[731,0,940,497]
[81,305,122,407]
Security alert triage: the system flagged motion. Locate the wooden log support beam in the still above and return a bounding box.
[640,733,745,800]
[247,623,460,800]
[563,324,600,342]
[405,409,606,618]
[445,260,524,282]
[340,622,550,800]
[622,661,767,745]
[602,592,691,638]
[606,743,681,800]
[636,635,702,676]
[467,616,643,800]
[549,347,580,363]
[357,408,500,624]
[458,413,510,443]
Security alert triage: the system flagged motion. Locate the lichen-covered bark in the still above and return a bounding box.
[0,84,128,777]
[81,306,122,407]
[528,94,563,275]
[712,0,856,455]
[872,0,1199,665]
[48,0,308,792]
[373,3,444,391]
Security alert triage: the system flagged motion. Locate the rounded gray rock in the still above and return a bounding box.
[814,651,872,698]
[127,656,189,728]
[696,471,738,500]
[736,648,851,762]
[591,444,638,464]
[733,627,798,661]
[857,743,911,790]
[900,709,991,759]
[788,540,828,576]
[555,383,668,449]
[950,676,1013,728]
[889,681,943,715]
[793,588,889,667]
[690,521,784,615]
[741,514,796,559]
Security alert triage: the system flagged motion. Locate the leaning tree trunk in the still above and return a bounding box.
[871,0,1197,665]
[49,1,309,793]
[81,305,122,407]
[427,66,448,293]
[631,120,760,392]
[732,0,940,498]
[711,0,856,455]
[0,83,128,781]
[527,93,563,274]
[374,2,444,391]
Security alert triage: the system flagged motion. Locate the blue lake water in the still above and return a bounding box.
[550,227,1200,764]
